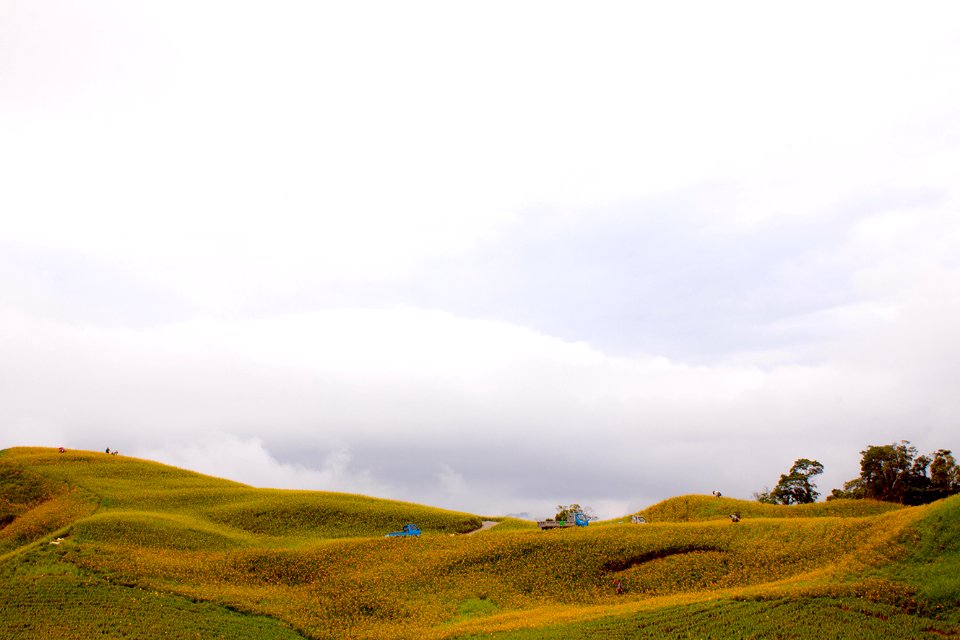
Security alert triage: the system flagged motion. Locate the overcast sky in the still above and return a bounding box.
[3,2,959,519]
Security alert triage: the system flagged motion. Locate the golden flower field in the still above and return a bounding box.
[1,447,958,639]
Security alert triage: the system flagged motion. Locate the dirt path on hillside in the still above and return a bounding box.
[465,520,500,535]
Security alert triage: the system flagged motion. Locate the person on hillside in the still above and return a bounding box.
[105,447,111,454]
[614,579,624,595]
[729,512,741,523]
[58,447,65,453]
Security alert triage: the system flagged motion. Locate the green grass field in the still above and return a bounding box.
[1,446,958,639]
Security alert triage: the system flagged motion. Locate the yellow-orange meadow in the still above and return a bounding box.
[1,447,957,639]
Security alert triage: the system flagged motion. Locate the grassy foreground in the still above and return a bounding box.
[1,446,958,639]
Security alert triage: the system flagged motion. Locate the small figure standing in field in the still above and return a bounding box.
[58,447,65,453]
[712,490,722,497]
[729,512,741,523]
[105,447,111,454]
[614,579,624,595]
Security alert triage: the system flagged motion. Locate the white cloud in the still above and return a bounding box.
[3,284,960,518]
[2,2,960,519]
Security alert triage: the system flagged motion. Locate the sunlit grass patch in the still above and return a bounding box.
[5,448,251,512]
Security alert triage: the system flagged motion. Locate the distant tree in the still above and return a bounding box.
[760,458,824,505]
[829,441,960,505]
[930,449,960,499]
[831,442,912,502]
[869,441,920,503]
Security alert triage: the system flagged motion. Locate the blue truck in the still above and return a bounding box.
[385,523,421,537]
[537,512,591,529]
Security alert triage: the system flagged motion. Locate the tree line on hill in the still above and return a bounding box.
[755,441,960,506]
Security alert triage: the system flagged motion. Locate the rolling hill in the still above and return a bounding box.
[1,446,958,639]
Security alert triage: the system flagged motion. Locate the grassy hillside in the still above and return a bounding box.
[464,495,960,639]
[1,446,958,639]
[632,493,906,524]
[1,448,481,541]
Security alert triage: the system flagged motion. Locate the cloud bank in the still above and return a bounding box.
[4,244,960,518]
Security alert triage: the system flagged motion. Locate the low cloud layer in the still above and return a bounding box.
[4,252,960,518]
